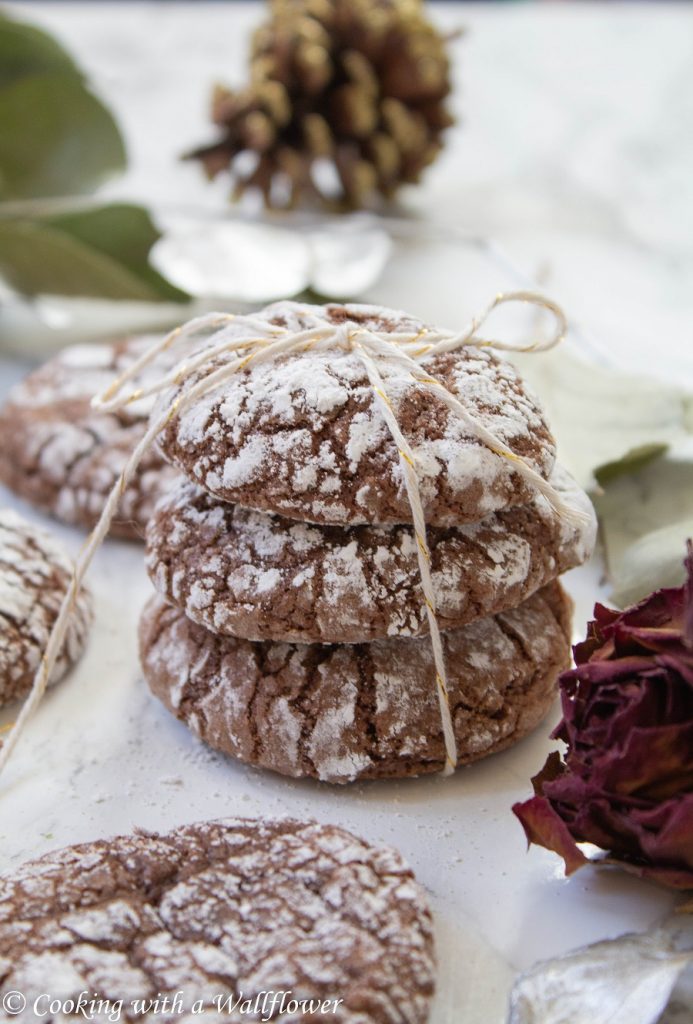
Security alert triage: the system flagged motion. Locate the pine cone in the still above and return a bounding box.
[189,0,454,209]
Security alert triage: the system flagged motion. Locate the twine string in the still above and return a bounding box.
[95,324,341,414]
[0,292,586,780]
[98,313,237,407]
[0,408,174,774]
[416,290,567,356]
[371,346,585,526]
[350,329,458,773]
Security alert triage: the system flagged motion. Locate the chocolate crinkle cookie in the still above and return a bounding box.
[140,582,572,783]
[145,465,595,644]
[0,817,436,1023]
[139,300,596,782]
[0,509,92,707]
[155,301,557,527]
[0,335,183,540]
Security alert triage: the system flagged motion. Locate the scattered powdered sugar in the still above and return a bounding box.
[61,900,143,944]
[215,435,268,491]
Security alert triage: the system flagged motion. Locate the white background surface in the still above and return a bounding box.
[1,3,691,1022]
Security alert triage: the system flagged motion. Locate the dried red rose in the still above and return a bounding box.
[513,543,693,892]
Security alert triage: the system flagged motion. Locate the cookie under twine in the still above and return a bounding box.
[0,292,591,780]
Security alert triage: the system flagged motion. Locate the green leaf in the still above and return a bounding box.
[0,10,125,198]
[0,204,190,302]
[0,11,80,89]
[0,72,126,199]
[594,443,670,487]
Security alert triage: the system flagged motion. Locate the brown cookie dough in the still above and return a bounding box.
[146,465,594,644]
[0,509,92,707]
[139,582,572,783]
[0,817,435,1024]
[0,335,183,540]
[155,301,556,526]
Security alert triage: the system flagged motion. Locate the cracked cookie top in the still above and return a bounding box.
[0,509,92,707]
[0,817,435,1023]
[140,582,571,782]
[145,465,595,644]
[155,301,557,526]
[0,336,182,539]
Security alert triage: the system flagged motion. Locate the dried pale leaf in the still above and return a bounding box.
[0,288,193,357]
[151,219,310,301]
[508,929,693,1024]
[150,214,391,301]
[608,522,693,607]
[511,347,693,490]
[660,967,693,1024]
[307,219,392,298]
[595,443,670,487]
[593,439,693,605]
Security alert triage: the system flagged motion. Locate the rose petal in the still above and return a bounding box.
[512,795,589,875]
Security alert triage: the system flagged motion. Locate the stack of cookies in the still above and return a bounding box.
[139,301,596,783]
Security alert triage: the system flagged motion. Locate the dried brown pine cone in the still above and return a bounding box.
[189,0,454,209]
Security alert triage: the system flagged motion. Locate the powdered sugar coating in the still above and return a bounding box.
[0,336,183,540]
[145,465,595,644]
[0,817,436,1023]
[0,509,92,706]
[140,583,572,783]
[156,301,556,526]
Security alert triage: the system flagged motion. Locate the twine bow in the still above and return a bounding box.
[0,291,590,779]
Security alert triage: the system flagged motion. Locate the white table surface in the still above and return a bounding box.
[1,3,691,1022]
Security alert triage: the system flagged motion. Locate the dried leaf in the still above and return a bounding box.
[595,443,670,487]
[510,347,693,490]
[508,928,693,1024]
[150,215,391,301]
[307,219,392,297]
[593,440,693,605]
